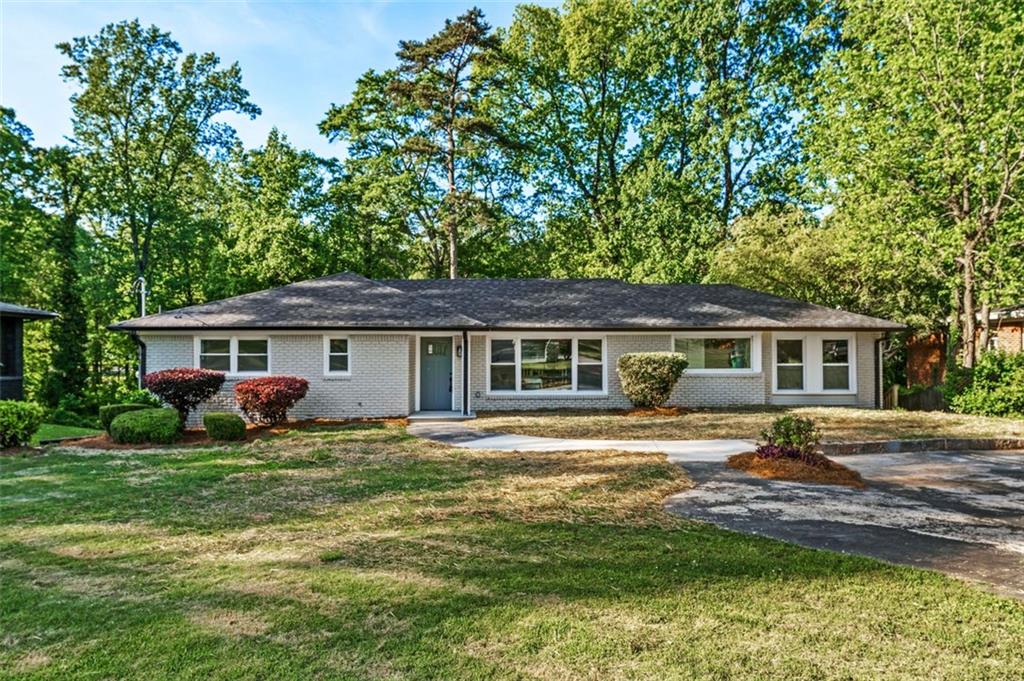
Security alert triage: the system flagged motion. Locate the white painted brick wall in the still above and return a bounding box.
[143,333,411,425]
[143,329,883,419]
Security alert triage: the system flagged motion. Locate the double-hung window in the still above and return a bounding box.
[236,339,269,373]
[196,337,269,375]
[198,339,231,371]
[488,336,605,393]
[489,339,516,391]
[775,339,805,390]
[773,334,856,393]
[822,339,850,391]
[324,337,350,375]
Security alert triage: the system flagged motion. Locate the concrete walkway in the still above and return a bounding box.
[407,421,754,463]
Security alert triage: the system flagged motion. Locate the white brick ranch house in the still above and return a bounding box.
[111,273,903,422]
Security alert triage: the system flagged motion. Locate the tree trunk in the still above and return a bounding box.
[961,242,977,368]
[446,119,458,279]
[978,301,991,355]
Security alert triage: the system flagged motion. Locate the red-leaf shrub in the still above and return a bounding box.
[143,368,226,423]
[234,376,309,425]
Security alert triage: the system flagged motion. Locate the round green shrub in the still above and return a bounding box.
[99,403,153,434]
[0,401,45,448]
[109,408,182,444]
[616,352,689,408]
[758,414,821,459]
[204,412,246,441]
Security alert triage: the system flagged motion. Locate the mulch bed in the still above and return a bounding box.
[55,417,408,450]
[623,406,690,417]
[727,451,866,489]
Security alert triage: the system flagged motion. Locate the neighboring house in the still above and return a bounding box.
[110,273,903,422]
[0,302,58,400]
[906,305,1024,386]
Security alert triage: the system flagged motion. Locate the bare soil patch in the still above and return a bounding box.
[727,451,865,488]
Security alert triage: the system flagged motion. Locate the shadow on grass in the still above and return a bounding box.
[2,425,1023,678]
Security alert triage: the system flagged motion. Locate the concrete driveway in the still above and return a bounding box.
[665,450,1024,599]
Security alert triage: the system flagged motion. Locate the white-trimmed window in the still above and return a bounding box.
[324,336,351,375]
[822,339,850,391]
[673,333,760,373]
[198,338,231,371]
[775,339,805,391]
[772,333,857,394]
[194,336,270,375]
[489,339,516,391]
[487,336,606,394]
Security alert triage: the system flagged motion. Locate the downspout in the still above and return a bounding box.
[132,332,147,389]
[462,330,470,416]
[875,333,891,409]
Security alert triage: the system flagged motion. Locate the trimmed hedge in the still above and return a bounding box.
[616,352,689,408]
[204,412,246,441]
[109,408,182,444]
[100,403,153,434]
[0,401,45,448]
[234,376,309,425]
[143,368,225,423]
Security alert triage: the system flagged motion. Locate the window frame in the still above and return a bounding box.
[821,338,852,392]
[193,335,271,377]
[671,332,762,375]
[773,337,806,393]
[485,334,608,396]
[771,332,857,395]
[323,335,352,377]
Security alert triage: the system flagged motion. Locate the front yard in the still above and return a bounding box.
[2,424,1023,678]
[473,407,1024,442]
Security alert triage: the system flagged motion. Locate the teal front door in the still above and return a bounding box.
[420,337,452,411]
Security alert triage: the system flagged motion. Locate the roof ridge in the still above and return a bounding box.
[115,272,371,325]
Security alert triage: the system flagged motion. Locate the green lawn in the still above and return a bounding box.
[1,424,1022,679]
[474,407,1024,442]
[30,423,102,446]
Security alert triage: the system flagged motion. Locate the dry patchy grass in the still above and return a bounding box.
[474,406,1024,442]
[1,423,1022,679]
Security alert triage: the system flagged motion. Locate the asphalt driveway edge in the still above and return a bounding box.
[822,438,1024,456]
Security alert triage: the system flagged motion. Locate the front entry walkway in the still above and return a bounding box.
[406,421,754,462]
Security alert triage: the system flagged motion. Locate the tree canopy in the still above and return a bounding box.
[2,0,1023,409]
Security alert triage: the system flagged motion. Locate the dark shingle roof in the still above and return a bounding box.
[0,302,57,320]
[110,273,483,331]
[111,273,903,331]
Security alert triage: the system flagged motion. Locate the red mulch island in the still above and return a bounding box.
[727,451,866,489]
[61,417,408,450]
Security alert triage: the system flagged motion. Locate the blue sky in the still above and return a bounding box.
[1,1,552,159]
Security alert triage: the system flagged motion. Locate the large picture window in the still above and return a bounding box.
[674,336,752,370]
[195,337,270,375]
[521,339,571,390]
[488,336,605,394]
